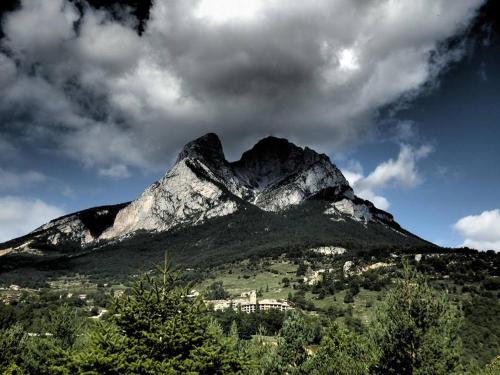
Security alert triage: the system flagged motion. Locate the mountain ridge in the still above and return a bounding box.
[0,133,432,266]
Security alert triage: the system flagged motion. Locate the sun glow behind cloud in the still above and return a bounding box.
[195,0,267,23]
[338,48,360,71]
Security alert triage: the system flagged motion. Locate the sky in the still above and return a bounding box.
[0,0,499,250]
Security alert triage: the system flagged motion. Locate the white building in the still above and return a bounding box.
[206,290,293,313]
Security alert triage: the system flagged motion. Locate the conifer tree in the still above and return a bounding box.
[261,311,311,374]
[245,325,276,375]
[303,322,375,375]
[73,255,246,374]
[0,323,27,373]
[370,264,463,375]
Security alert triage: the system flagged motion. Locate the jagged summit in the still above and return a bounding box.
[177,133,226,165]
[0,133,429,259]
[236,136,327,166]
[231,136,330,190]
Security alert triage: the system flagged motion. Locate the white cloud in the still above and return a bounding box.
[360,144,433,190]
[0,196,65,242]
[4,0,78,65]
[454,209,500,251]
[195,0,269,23]
[0,0,484,172]
[98,164,131,179]
[342,144,433,210]
[0,168,47,190]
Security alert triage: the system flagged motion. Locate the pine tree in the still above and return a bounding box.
[269,311,310,374]
[0,323,27,372]
[73,255,247,374]
[245,325,277,375]
[370,264,463,375]
[303,322,375,375]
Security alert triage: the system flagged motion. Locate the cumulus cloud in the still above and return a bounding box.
[0,196,65,242]
[342,144,433,210]
[0,0,484,172]
[454,209,500,251]
[0,168,47,190]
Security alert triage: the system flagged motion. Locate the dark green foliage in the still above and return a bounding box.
[0,304,16,330]
[212,309,286,340]
[371,265,463,375]
[483,277,500,290]
[72,258,247,373]
[296,262,307,276]
[22,304,85,374]
[282,277,290,287]
[43,304,85,349]
[266,311,312,374]
[0,256,499,373]
[0,304,85,374]
[461,296,500,366]
[290,291,316,311]
[416,252,500,285]
[205,281,230,300]
[360,270,389,291]
[343,290,355,304]
[0,323,27,372]
[304,323,376,375]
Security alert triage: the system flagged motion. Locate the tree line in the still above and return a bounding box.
[0,259,498,374]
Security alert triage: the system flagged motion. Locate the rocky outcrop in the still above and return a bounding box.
[100,156,240,239]
[0,133,404,250]
[100,133,374,239]
[231,137,352,210]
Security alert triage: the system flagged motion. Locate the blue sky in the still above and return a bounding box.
[338,39,500,247]
[0,0,499,250]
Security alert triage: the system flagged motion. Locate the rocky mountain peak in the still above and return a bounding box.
[176,133,226,165]
[231,136,330,190]
[235,136,327,166]
[0,133,409,249]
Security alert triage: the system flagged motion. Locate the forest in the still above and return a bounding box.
[0,257,499,375]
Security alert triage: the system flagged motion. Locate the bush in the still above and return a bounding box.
[483,277,500,291]
[204,281,230,300]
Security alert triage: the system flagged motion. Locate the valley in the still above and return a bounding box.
[1,244,499,367]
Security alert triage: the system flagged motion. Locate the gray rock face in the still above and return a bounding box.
[231,137,352,210]
[99,133,395,240]
[1,133,401,250]
[100,156,240,239]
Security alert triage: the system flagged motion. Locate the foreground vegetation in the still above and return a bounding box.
[0,256,499,374]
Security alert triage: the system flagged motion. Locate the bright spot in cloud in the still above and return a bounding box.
[338,48,359,71]
[195,0,266,23]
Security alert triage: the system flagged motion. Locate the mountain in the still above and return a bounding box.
[0,133,433,277]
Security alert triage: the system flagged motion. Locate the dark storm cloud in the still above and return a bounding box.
[0,0,485,173]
